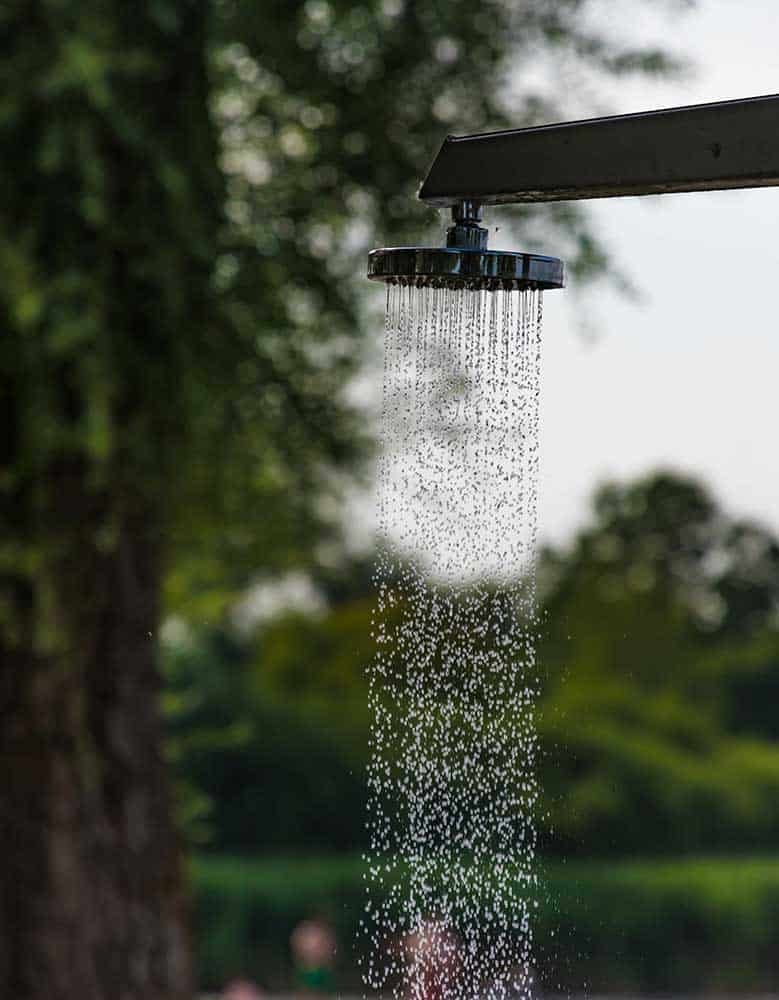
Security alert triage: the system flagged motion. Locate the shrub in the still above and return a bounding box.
[192,853,779,993]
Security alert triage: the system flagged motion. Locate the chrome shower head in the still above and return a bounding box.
[367,201,565,291]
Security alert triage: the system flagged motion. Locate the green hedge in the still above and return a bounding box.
[192,855,366,991]
[192,854,779,993]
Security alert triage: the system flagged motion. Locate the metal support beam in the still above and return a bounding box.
[419,94,779,207]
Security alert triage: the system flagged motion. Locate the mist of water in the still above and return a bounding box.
[362,282,544,1000]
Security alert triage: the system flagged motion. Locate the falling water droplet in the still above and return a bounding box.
[364,281,545,1000]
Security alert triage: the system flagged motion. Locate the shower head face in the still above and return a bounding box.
[367,246,564,290]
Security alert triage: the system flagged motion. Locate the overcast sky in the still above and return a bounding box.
[538,0,779,543]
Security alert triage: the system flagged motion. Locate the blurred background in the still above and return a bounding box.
[3,1,779,997]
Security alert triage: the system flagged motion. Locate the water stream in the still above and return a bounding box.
[363,283,545,1000]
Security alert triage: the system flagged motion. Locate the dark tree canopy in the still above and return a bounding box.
[542,472,779,638]
[166,471,779,859]
[539,472,779,855]
[0,0,694,996]
[172,0,691,613]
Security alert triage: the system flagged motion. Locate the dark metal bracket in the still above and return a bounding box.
[419,93,779,207]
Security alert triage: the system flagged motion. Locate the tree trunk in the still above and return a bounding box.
[0,3,223,995]
[0,467,192,1000]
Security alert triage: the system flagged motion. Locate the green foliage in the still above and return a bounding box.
[0,2,222,653]
[165,471,779,857]
[542,472,779,639]
[163,616,369,850]
[192,854,363,990]
[255,599,373,712]
[539,471,779,854]
[191,852,779,993]
[543,854,779,992]
[0,3,704,990]
[163,625,252,845]
[1,0,701,858]
[168,0,695,615]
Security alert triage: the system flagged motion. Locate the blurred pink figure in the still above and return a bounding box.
[221,977,263,1000]
[403,918,462,1000]
[290,917,338,992]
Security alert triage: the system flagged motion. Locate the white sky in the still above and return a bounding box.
[538,0,779,543]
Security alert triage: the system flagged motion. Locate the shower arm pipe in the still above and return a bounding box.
[419,93,779,210]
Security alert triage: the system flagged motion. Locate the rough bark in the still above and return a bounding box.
[0,3,221,995]
[0,469,192,1000]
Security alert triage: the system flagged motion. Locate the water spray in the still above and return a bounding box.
[363,94,779,1000]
